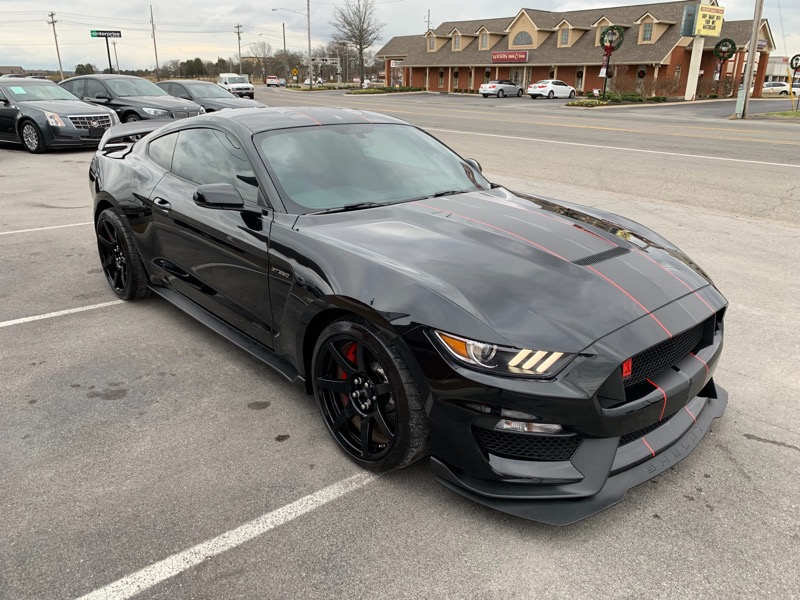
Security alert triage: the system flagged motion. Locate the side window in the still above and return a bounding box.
[85,79,107,99]
[174,84,188,97]
[65,79,85,97]
[148,133,178,171]
[172,128,259,204]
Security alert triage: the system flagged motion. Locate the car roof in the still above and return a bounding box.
[63,74,143,81]
[159,80,214,85]
[176,107,409,133]
[0,78,57,84]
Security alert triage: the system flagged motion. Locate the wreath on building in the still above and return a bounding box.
[600,26,625,52]
[713,38,737,61]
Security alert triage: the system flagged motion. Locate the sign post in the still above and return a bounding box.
[91,30,122,74]
[713,38,736,96]
[791,54,800,111]
[599,26,624,100]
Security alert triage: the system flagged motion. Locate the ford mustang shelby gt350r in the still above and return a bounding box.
[88,107,727,525]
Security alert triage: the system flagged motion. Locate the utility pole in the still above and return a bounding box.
[736,0,766,119]
[425,10,432,31]
[150,5,160,80]
[112,41,120,72]
[47,12,64,81]
[234,24,243,73]
[307,0,313,90]
[282,23,289,81]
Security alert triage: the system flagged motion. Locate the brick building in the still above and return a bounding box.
[376,0,774,98]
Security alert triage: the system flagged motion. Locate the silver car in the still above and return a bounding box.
[479,80,523,98]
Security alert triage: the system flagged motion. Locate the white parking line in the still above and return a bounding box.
[0,222,93,236]
[75,473,377,600]
[0,301,124,329]
[428,128,800,169]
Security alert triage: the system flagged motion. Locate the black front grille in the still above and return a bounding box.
[619,412,677,446]
[173,110,188,119]
[473,428,581,461]
[68,114,112,130]
[624,323,704,388]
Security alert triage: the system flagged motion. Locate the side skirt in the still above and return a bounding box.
[150,286,301,384]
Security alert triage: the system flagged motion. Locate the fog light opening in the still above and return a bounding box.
[495,420,563,434]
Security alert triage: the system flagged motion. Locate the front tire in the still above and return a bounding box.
[312,317,429,472]
[569,90,576,98]
[20,121,45,154]
[96,209,150,300]
[124,113,140,123]
[516,89,522,97]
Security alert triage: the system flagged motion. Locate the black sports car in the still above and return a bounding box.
[0,79,117,153]
[60,74,205,123]
[88,108,727,525]
[156,80,267,112]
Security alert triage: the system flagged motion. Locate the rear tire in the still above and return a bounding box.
[497,89,505,98]
[20,121,45,154]
[482,94,488,98]
[548,90,554,99]
[95,209,151,300]
[312,317,429,472]
[530,95,536,100]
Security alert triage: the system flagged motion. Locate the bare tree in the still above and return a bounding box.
[330,0,384,85]
[249,40,272,80]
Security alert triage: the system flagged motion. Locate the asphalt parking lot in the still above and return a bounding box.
[1,89,799,599]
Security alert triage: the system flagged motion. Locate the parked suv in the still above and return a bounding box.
[60,74,204,123]
[218,73,255,98]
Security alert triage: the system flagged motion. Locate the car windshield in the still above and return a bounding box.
[1,83,79,101]
[227,76,248,84]
[105,78,168,97]
[187,83,234,98]
[256,123,490,214]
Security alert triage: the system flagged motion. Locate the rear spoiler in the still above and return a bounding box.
[98,119,171,152]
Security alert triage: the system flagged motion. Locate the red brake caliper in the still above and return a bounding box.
[339,342,358,406]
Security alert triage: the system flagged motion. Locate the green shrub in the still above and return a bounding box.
[565,99,609,107]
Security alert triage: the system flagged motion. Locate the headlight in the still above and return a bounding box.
[44,111,65,127]
[198,106,206,114]
[142,107,168,117]
[433,330,574,378]
[108,110,120,124]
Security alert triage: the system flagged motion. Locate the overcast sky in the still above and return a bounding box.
[0,0,796,72]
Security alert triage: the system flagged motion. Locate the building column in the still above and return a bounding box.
[495,66,499,79]
[448,66,452,92]
[553,66,558,79]
[752,51,769,98]
[731,50,744,97]
[425,67,429,91]
[409,66,413,87]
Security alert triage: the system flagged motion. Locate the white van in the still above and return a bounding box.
[218,73,255,98]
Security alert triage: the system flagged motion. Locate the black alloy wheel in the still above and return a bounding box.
[548,90,555,99]
[312,317,429,472]
[95,209,150,300]
[124,113,140,123]
[20,121,45,154]
[497,89,505,98]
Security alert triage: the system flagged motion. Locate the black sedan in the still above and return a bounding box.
[60,74,204,123]
[88,108,727,525]
[156,80,266,112]
[0,79,117,153]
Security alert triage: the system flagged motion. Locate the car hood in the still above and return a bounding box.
[19,99,111,115]
[298,189,714,352]
[200,97,265,110]
[113,95,202,110]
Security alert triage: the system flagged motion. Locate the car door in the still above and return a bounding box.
[148,126,275,348]
[555,81,566,98]
[0,86,19,141]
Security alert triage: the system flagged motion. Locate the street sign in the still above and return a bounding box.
[91,30,122,38]
[291,68,298,76]
[791,54,800,70]
[694,5,725,37]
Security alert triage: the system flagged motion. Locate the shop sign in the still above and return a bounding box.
[491,51,528,63]
[694,5,725,37]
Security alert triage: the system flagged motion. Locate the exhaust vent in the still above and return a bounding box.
[573,246,630,266]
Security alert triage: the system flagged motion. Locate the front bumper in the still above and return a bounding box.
[432,384,726,525]
[46,124,109,147]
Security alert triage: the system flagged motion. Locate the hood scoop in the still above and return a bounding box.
[572,246,630,266]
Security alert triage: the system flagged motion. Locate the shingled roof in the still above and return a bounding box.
[376,0,763,67]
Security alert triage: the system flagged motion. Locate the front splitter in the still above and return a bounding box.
[431,387,728,526]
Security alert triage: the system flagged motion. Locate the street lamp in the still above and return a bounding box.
[273,2,312,90]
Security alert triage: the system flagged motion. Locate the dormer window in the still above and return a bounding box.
[512,31,533,46]
[642,22,653,42]
[453,34,461,50]
[428,36,435,50]
[480,32,489,49]
[559,28,569,46]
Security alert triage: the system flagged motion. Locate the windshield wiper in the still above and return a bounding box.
[430,189,470,198]
[308,201,385,215]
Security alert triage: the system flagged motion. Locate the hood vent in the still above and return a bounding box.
[573,246,630,266]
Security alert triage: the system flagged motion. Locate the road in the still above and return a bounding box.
[0,89,798,600]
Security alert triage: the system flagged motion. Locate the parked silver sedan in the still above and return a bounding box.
[479,80,523,98]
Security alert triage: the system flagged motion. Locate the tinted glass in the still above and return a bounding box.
[225,76,248,84]
[186,83,234,98]
[256,123,490,214]
[85,79,107,98]
[148,133,178,171]
[1,82,79,101]
[172,128,258,203]
[62,79,84,96]
[105,78,168,97]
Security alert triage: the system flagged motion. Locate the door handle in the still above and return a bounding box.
[153,197,171,211]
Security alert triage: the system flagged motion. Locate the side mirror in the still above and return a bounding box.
[179,94,192,100]
[0,97,9,106]
[193,183,245,209]
[465,158,482,173]
[93,93,111,102]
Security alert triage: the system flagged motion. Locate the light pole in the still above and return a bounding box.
[273,3,312,89]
